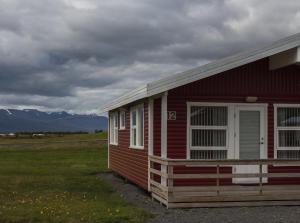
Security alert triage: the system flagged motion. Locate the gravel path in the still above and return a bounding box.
[99,172,300,223]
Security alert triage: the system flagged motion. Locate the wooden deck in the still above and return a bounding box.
[149,156,300,208]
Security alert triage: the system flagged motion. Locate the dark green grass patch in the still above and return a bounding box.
[0,139,149,223]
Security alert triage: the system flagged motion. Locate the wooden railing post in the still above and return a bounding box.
[150,159,154,187]
[167,165,173,203]
[216,164,220,196]
[168,165,173,188]
[259,163,263,195]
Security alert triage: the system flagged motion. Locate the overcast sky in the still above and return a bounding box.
[0,0,299,114]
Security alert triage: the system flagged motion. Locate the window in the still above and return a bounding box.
[130,104,144,149]
[189,105,228,159]
[276,106,300,159]
[109,112,118,145]
[119,111,126,130]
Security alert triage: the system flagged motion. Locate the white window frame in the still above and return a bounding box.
[274,104,300,159]
[130,104,144,149]
[187,102,229,159]
[109,112,118,145]
[119,110,126,130]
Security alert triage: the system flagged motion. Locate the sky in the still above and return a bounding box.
[0,0,300,114]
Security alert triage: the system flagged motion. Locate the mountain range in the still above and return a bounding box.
[0,109,107,133]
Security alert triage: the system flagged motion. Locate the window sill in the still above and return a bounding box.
[110,143,118,146]
[119,128,126,131]
[129,146,144,150]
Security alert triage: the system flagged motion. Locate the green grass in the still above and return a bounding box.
[0,134,149,223]
[0,133,108,144]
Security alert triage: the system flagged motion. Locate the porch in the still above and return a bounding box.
[149,155,300,208]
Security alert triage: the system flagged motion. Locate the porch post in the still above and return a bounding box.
[107,111,110,168]
[161,92,168,186]
[148,98,154,156]
[148,98,154,191]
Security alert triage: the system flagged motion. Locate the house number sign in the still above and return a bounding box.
[168,111,176,120]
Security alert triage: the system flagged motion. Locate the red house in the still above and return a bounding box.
[104,34,300,208]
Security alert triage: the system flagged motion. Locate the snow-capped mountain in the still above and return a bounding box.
[0,109,107,133]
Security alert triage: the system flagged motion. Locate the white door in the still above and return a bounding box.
[233,105,267,184]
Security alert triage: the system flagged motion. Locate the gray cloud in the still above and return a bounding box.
[0,0,300,113]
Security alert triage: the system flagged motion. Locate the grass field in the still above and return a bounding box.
[0,133,149,223]
[0,133,108,144]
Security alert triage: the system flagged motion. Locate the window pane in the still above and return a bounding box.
[122,112,125,127]
[191,129,226,147]
[120,112,125,128]
[114,114,118,127]
[110,115,115,143]
[191,106,227,126]
[133,128,137,145]
[190,150,227,159]
[139,108,144,146]
[114,129,118,143]
[132,111,137,126]
[278,107,300,127]
[279,130,300,147]
[277,150,300,159]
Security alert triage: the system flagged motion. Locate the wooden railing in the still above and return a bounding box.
[149,155,300,208]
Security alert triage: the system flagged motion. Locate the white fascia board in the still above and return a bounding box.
[269,47,300,70]
[102,85,147,112]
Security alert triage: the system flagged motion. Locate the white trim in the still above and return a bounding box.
[186,102,268,160]
[148,98,154,156]
[190,126,227,130]
[130,103,144,149]
[274,104,277,159]
[148,98,154,192]
[108,113,110,168]
[119,110,126,130]
[233,105,268,160]
[190,146,227,150]
[103,85,147,112]
[129,145,144,150]
[269,47,300,70]
[187,102,268,107]
[187,103,230,159]
[186,103,191,159]
[161,92,168,187]
[233,104,268,184]
[109,111,118,145]
[103,34,300,112]
[273,104,300,159]
[161,92,168,158]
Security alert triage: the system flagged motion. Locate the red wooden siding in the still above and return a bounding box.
[109,102,149,190]
[168,58,300,159]
[167,58,300,186]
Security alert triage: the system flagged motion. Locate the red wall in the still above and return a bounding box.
[167,58,300,185]
[109,102,149,190]
[109,58,300,189]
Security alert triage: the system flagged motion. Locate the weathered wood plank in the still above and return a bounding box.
[169,194,300,203]
[149,168,168,178]
[149,179,168,192]
[169,172,300,179]
[151,193,168,206]
[149,155,300,166]
[167,200,300,208]
[170,185,300,192]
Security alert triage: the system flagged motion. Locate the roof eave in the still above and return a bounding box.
[102,85,148,112]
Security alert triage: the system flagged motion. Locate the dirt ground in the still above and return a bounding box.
[99,172,300,223]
